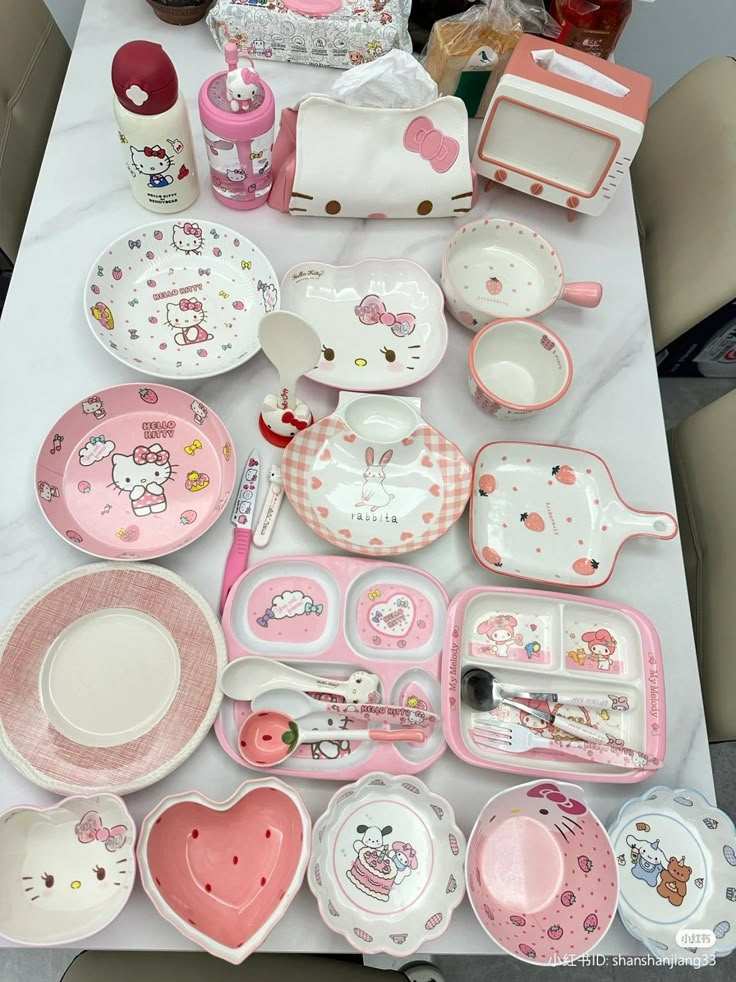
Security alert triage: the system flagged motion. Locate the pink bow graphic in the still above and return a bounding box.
[403,117,459,174]
[179,298,202,312]
[392,842,418,870]
[75,811,128,852]
[182,222,201,237]
[527,782,587,816]
[133,445,170,465]
[282,411,309,431]
[354,295,416,337]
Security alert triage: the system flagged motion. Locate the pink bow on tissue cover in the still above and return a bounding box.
[403,117,460,174]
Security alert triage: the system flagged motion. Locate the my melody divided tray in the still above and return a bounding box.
[217,556,448,779]
[442,587,665,783]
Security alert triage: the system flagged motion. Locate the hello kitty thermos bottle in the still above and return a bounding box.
[198,43,275,209]
[112,40,199,213]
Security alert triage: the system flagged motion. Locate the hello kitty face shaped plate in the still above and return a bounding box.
[0,794,135,946]
[309,773,466,955]
[608,786,736,962]
[279,260,448,392]
[281,393,472,557]
[35,383,236,560]
[84,219,279,380]
[471,442,678,588]
[466,780,618,965]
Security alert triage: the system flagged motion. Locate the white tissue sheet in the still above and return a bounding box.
[329,50,439,109]
[532,49,630,97]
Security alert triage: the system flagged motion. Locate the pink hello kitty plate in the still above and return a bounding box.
[137,779,311,964]
[0,793,135,946]
[35,383,236,560]
[84,219,279,379]
[471,442,678,588]
[0,563,226,795]
[282,393,472,557]
[280,260,448,392]
[466,780,618,964]
[309,773,466,955]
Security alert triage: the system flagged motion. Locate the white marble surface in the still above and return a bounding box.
[0,0,714,958]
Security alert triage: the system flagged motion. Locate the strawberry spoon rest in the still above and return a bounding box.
[471,442,678,588]
[281,393,471,557]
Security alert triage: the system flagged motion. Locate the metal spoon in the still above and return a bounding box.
[461,667,631,714]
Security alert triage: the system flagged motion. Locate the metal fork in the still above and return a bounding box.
[471,720,660,770]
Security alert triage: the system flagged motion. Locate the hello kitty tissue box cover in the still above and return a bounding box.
[207,0,412,71]
[269,95,477,219]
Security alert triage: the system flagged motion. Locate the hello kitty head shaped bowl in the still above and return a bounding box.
[0,794,135,946]
[466,780,618,965]
[84,218,279,379]
[281,393,472,557]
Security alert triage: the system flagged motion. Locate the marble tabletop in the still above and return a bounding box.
[0,0,713,957]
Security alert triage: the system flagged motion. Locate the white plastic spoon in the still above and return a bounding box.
[251,688,440,724]
[220,657,381,705]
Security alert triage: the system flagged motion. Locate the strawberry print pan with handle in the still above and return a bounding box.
[470,441,678,588]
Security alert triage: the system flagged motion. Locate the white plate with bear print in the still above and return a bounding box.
[280,260,448,392]
[84,219,279,380]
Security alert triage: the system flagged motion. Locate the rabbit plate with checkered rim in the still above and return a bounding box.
[608,786,736,962]
[281,393,471,557]
[308,773,466,955]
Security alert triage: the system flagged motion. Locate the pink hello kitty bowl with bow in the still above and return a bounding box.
[137,779,310,964]
[84,218,278,380]
[466,779,619,964]
[0,793,135,946]
[35,383,237,561]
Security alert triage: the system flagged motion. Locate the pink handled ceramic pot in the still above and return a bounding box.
[441,218,602,331]
[468,319,572,419]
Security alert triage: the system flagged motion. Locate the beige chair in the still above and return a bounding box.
[632,56,736,353]
[0,0,69,265]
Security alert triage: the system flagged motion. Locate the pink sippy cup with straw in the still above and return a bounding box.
[198,43,275,210]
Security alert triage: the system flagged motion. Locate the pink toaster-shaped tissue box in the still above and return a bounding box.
[473,34,652,216]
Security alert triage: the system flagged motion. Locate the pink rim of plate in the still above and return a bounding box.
[136,778,311,965]
[0,563,226,795]
[443,218,564,320]
[281,417,471,557]
[0,793,136,947]
[465,779,619,964]
[469,440,679,589]
[441,585,666,783]
[469,319,573,412]
[34,382,237,561]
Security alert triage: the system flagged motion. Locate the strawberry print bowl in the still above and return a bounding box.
[0,794,135,946]
[84,219,278,380]
[137,779,311,964]
[466,780,618,964]
[308,772,466,955]
[470,441,678,588]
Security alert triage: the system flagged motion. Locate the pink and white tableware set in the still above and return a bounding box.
[4,24,730,970]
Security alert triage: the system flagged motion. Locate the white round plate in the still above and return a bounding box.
[280,260,448,392]
[309,772,466,955]
[609,786,736,962]
[84,219,279,379]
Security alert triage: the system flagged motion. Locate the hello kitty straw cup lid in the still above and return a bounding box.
[198,44,274,143]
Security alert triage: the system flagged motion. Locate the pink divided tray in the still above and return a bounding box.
[442,587,665,783]
[217,556,448,779]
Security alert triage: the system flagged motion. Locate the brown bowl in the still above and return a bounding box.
[145,0,213,26]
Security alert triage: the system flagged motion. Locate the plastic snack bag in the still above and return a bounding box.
[422,0,555,116]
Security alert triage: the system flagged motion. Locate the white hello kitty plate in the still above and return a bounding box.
[309,773,466,955]
[35,383,236,561]
[84,219,279,380]
[280,260,448,392]
[471,442,678,588]
[0,564,226,796]
[282,393,472,557]
[0,793,135,946]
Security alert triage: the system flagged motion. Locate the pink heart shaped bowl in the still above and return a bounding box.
[466,779,619,965]
[137,779,311,964]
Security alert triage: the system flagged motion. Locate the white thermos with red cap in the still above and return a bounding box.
[112,40,199,213]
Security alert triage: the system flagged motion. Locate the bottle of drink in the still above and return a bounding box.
[198,43,275,210]
[112,40,199,213]
[551,0,633,60]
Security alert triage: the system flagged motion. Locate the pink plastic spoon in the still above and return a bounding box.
[238,710,426,768]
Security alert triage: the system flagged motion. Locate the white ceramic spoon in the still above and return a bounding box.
[258,312,321,445]
[220,657,382,705]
